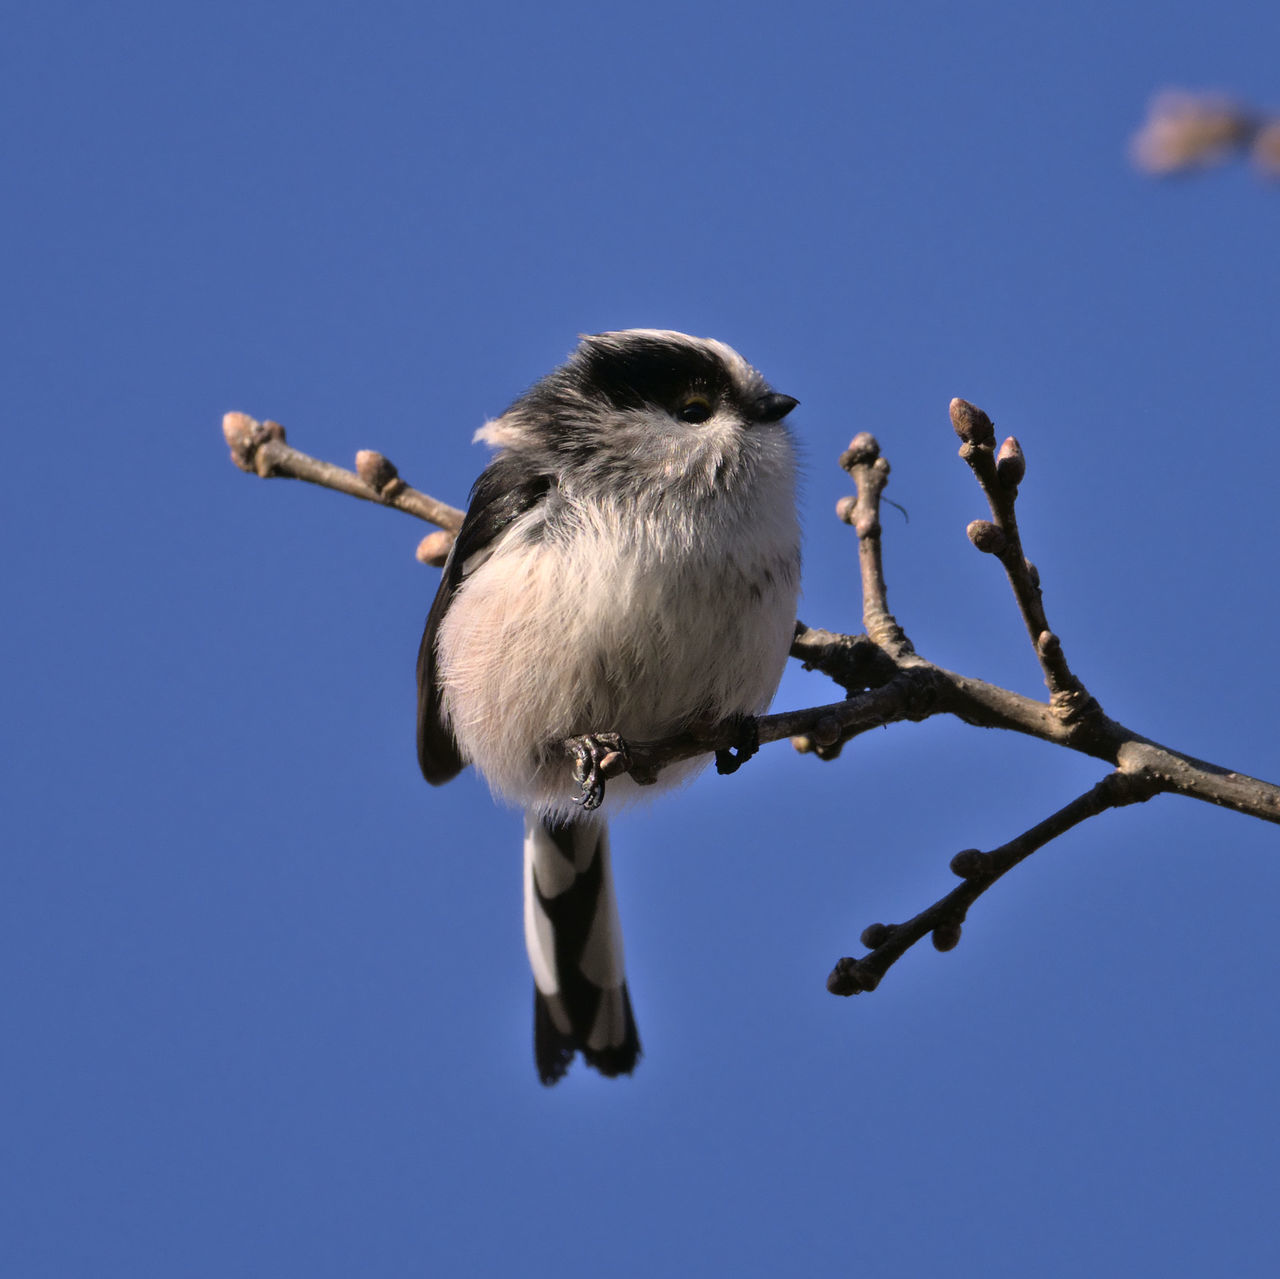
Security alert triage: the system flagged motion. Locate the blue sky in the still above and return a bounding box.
[5,2,1279,1275]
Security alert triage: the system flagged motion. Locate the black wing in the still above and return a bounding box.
[416,456,554,784]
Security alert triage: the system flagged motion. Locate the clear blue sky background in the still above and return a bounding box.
[5,2,1279,1275]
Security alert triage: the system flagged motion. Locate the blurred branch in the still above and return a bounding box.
[1131,89,1280,179]
[221,396,1280,998]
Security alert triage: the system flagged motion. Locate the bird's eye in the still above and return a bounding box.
[676,395,714,424]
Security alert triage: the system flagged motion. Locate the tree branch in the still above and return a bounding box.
[221,398,1280,997]
[951,398,1095,719]
[1130,89,1280,180]
[835,433,913,658]
[826,768,1162,996]
[222,412,463,563]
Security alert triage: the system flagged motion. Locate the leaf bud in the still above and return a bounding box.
[415,531,455,566]
[996,436,1025,488]
[949,398,996,446]
[355,449,403,497]
[932,922,963,952]
[967,519,1006,554]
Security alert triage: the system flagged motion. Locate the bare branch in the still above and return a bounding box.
[826,769,1162,996]
[835,433,913,658]
[218,407,1278,819]
[951,398,1095,723]
[593,663,1280,825]
[1130,89,1277,177]
[1129,89,1280,181]
[222,412,464,540]
[220,400,1280,997]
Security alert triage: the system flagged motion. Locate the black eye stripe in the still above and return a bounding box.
[571,338,733,411]
[504,334,776,441]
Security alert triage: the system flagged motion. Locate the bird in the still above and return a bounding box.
[416,329,801,1083]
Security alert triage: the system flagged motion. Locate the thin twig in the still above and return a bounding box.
[218,408,1280,820]
[836,433,914,658]
[826,769,1163,995]
[1130,89,1280,180]
[222,412,464,540]
[594,663,1280,824]
[220,404,1280,995]
[950,399,1096,721]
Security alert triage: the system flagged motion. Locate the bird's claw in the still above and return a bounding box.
[567,732,629,811]
[715,715,760,776]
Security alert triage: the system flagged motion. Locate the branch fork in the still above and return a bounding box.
[221,397,1280,1001]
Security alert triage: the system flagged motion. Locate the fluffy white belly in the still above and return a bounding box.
[437,522,798,815]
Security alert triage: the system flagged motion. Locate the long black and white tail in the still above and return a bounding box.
[522,814,641,1084]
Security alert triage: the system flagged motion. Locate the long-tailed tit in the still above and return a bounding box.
[417,330,800,1083]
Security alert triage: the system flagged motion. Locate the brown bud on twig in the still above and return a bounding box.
[1036,630,1061,661]
[967,520,1006,555]
[222,412,286,473]
[835,495,858,525]
[949,849,990,879]
[222,413,255,471]
[838,432,880,473]
[808,715,843,748]
[792,735,845,761]
[860,922,894,949]
[850,965,880,992]
[222,411,253,450]
[355,450,404,498]
[932,921,963,952]
[827,958,880,995]
[415,531,455,566]
[996,437,1026,489]
[950,398,995,447]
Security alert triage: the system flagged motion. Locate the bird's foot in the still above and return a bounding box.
[566,732,630,811]
[714,715,760,775]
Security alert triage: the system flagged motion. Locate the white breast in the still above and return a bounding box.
[437,466,799,818]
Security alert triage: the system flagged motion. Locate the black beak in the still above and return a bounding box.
[754,391,799,423]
